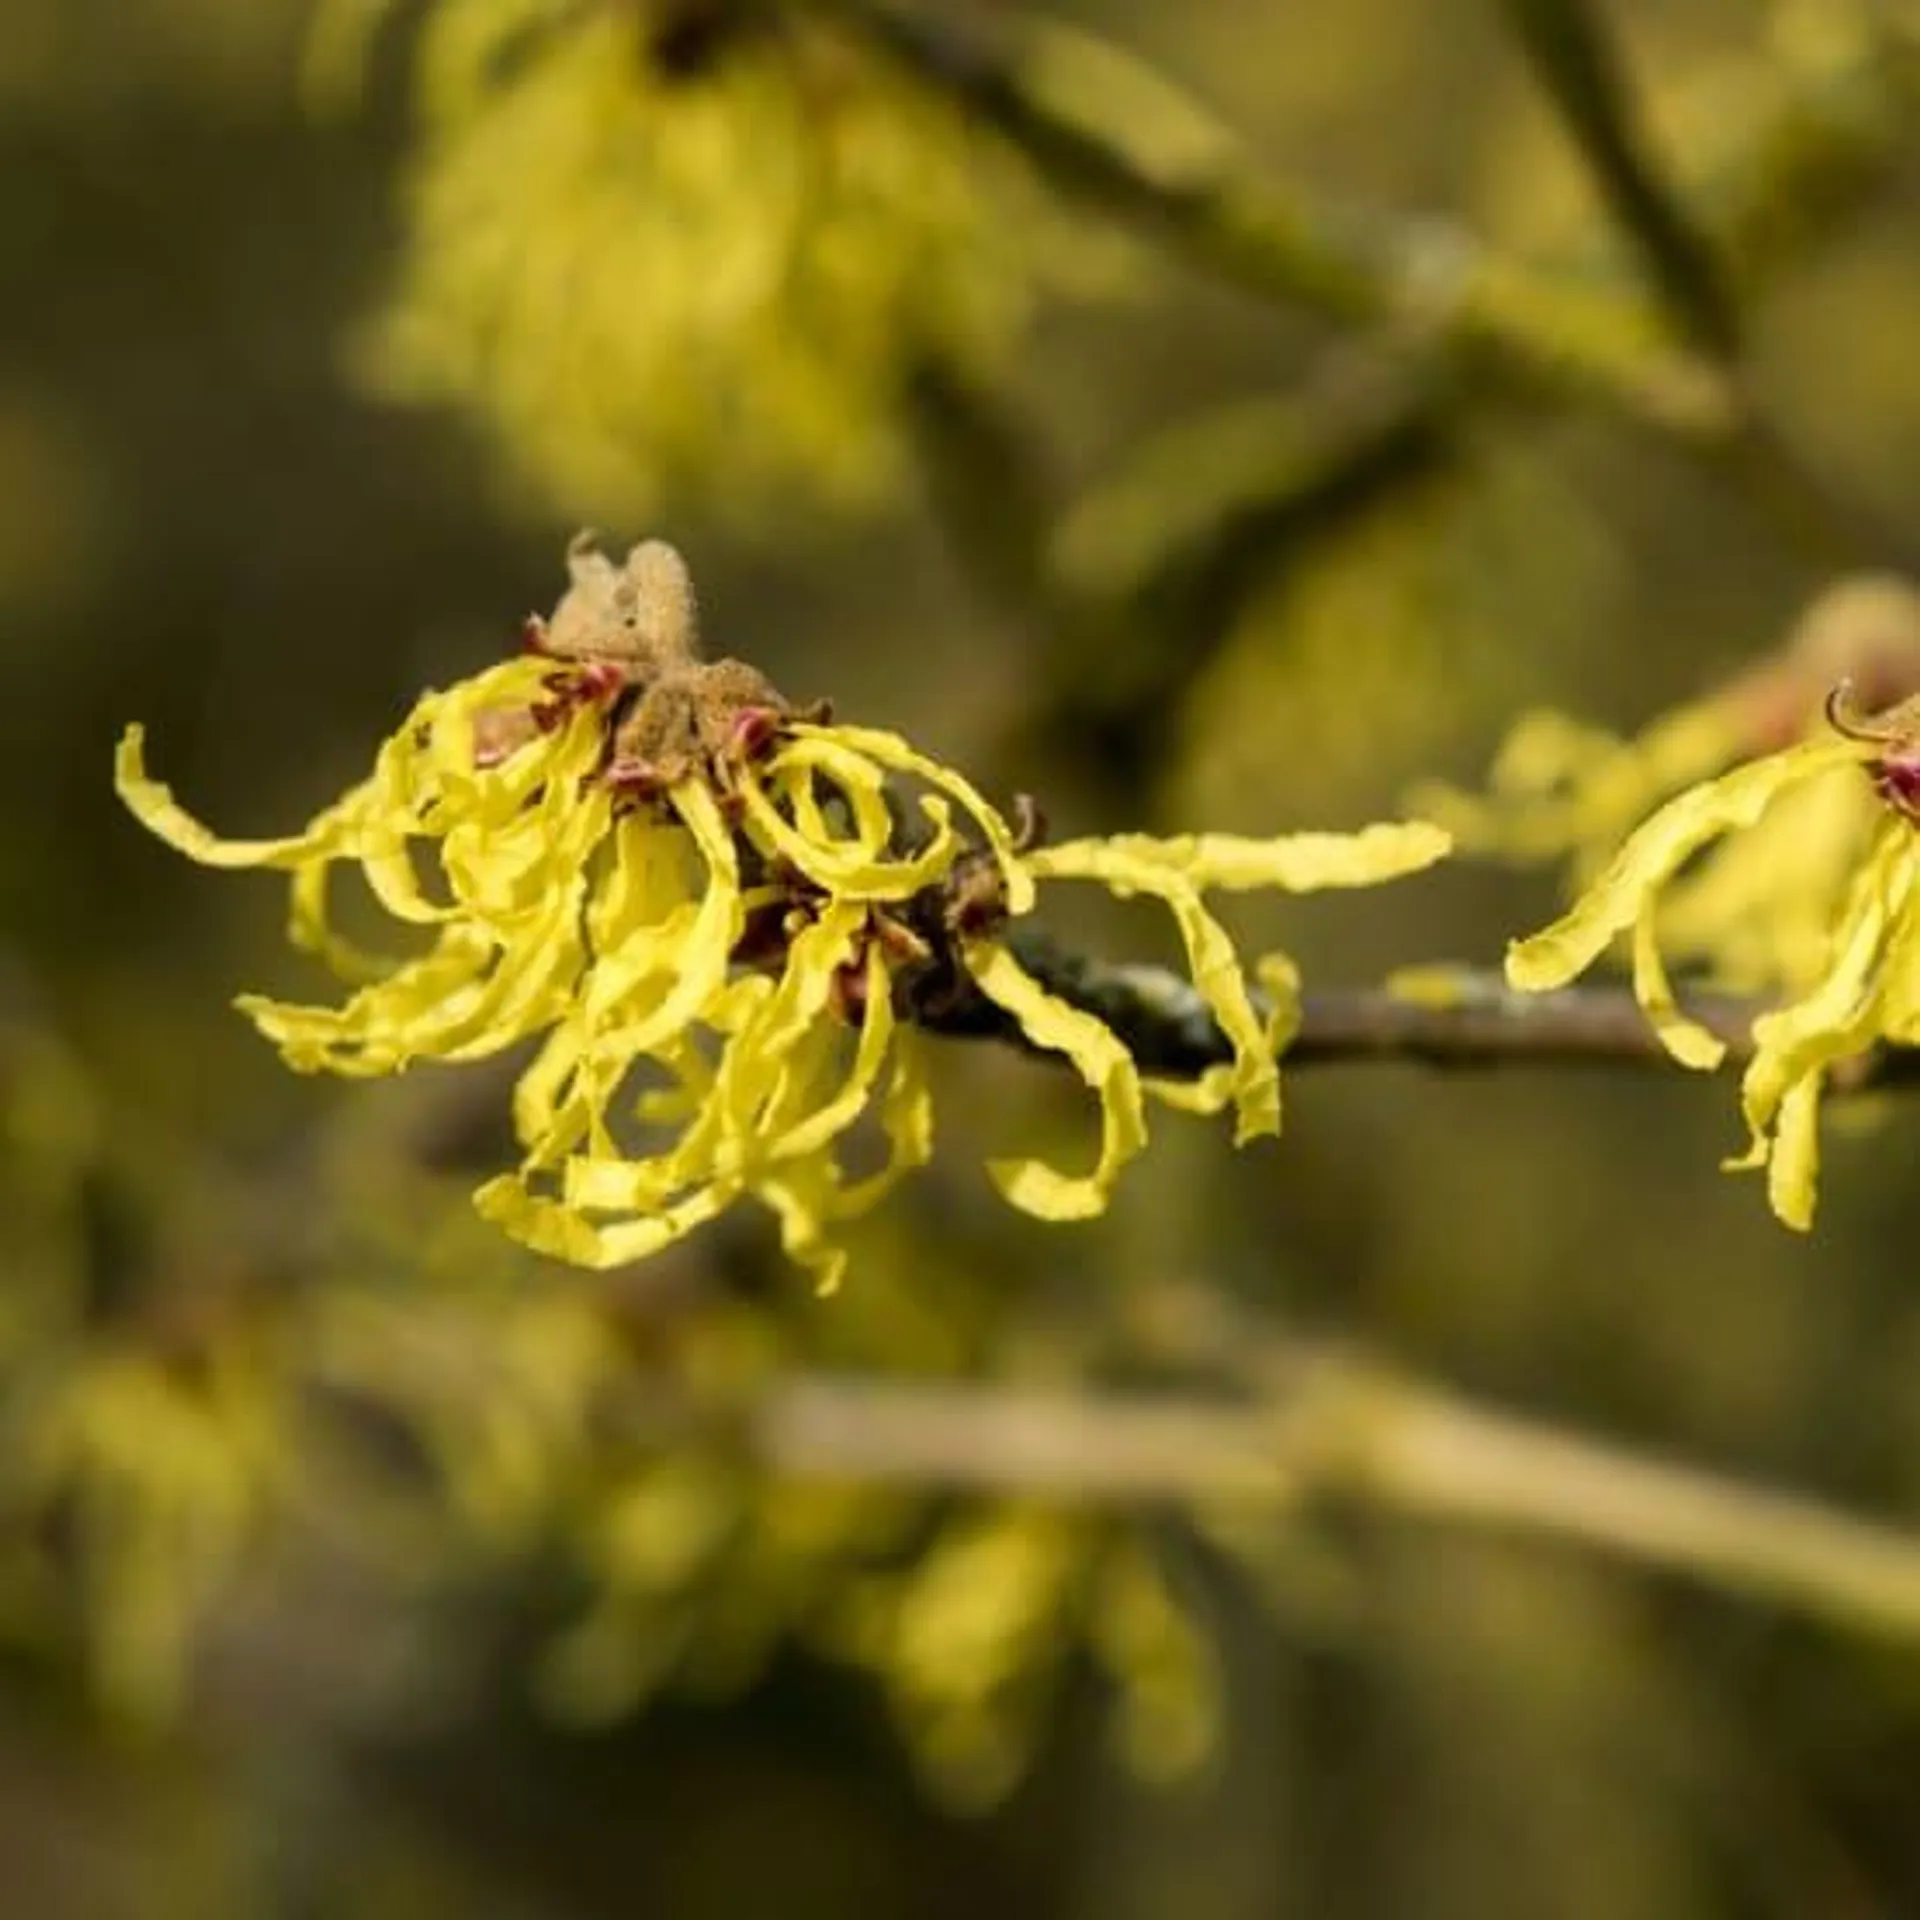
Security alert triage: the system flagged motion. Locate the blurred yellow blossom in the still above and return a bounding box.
[6,1343,287,1722]
[1506,685,1920,1229]
[311,0,1056,523]
[119,536,1449,1288]
[1419,575,1920,997]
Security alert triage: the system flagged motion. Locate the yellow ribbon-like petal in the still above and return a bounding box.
[1024,839,1278,1142]
[1727,822,1916,1228]
[962,940,1146,1221]
[788,722,1035,913]
[1033,820,1450,896]
[474,1174,727,1271]
[1505,738,1863,1036]
[1142,951,1301,1116]
[116,726,364,870]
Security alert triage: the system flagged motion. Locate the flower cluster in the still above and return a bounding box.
[118,537,1449,1288]
[1507,685,1920,1228]
[1415,578,1920,1002]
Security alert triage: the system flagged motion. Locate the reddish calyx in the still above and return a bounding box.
[1872,755,1920,821]
[532,659,628,733]
[1827,681,1920,825]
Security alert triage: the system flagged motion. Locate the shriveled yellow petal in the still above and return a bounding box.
[237,714,614,1074]
[1505,737,1863,998]
[237,924,496,1073]
[286,859,396,983]
[500,908,896,1282]
[1652,762,1876,995]
[743,975,900,1299]
[555,907,864,1217]
[755,1162,863,1296]
[1738,829,1908,1130]
[1140,1066,1233,1115]
[1031,820,1451,895]
[511,1016,591,1152]
[440,711,608,922]
[507,815,717,1154]
[705,904,866,1155]
[843,1027,938,1209]
[762,1032,939,1284]
[769,1023,939,1280]
[963,940,1146,1221]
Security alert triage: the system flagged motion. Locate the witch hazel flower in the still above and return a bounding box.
[119,537,1450,1288]
[1507,680,1920,1230]
[1418,577,1920,1000]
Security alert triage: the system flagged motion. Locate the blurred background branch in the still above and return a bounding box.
[891,0,1920,777]
[750,1341,1920,1641]
[823,0,1734,436]
[1498,0,1743,356]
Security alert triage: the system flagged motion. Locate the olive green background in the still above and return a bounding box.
[3,2,1919,1915]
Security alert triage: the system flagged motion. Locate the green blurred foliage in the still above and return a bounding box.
[4,0,1920,1916]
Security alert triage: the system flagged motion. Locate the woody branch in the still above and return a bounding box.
[920,939,1920,1090]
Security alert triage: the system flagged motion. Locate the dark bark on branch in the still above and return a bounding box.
[917,937,1920,1090]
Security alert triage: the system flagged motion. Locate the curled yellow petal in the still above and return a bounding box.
[790,722,1035,913]
[287,859,395,983]
[116,725,362,870]
[1025,839,1277,1141]
[843,1027,938,1210]
[237,924,498,1074]
[474,1174,725,1271]
[768,736,900,864]
[1145,951,1302,1115]
[963,939,1146,1221]
[551,906,862,1219]
[737,771,957,899]
[1761,1076,1825,1232]
[1725,823,1916,1226]
[770,944,895,1160]
[1631,909,1726,1072]
[1505,737,1862,1000]
[583,780,743,1054]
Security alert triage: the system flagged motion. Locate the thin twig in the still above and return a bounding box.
[919,940,1920,1089]
[1696,5,1920,290]
[750,1355,1920,1640]
[820,0,1734,439]
[891,0,1919,768]
[1499,0,1741,354]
